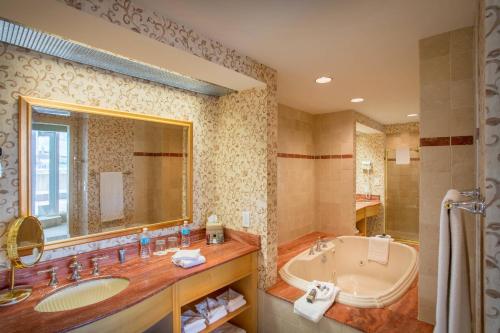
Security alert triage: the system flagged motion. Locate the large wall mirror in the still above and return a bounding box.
[18,96,193,249]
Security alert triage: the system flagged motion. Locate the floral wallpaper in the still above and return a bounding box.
[355,132,385,236]
[0,43,219,268]
[86,116,135,232]
[482,0,500,331]
[0,0,278,288]
[215,88,278,288]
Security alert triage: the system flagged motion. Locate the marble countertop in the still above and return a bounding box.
[0,232,259,333]
[356,200,381,211]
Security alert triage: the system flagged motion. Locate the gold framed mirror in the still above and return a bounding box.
[18,96,193,250]
[0,216,44,306]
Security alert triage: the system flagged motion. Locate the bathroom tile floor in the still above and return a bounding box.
[266,232,433,333]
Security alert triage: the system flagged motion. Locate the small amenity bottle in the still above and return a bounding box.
[181,221,191,248]
[139,227,151,258]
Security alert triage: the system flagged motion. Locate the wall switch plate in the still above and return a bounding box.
[242,211,250,228]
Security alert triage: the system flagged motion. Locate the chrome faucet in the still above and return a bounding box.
[69,255,84,281]
[91,255,109,276]
[37,266,59,287]
[315,237,328,252]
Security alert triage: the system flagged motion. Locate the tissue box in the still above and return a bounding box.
[206,223,224,244]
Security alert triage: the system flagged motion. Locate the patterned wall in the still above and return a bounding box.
[0,43,218,267]
[0,0,278,288]
[482,0,500,331]
[355,132,385,236]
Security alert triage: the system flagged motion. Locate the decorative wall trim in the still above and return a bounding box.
[133,152,185,157]
[419,135,474,146]
[386,158,421,162]
[277,153,353,159]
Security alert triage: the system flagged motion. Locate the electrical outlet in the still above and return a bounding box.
[242,211,250,228]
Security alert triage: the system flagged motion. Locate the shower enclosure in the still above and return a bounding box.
[384,148,420,242]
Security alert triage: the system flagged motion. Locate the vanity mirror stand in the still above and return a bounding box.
[0,216,45,306]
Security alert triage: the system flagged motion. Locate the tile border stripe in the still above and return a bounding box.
[134,152,185,157]
[277,153,353,159]
[420,135,474,146]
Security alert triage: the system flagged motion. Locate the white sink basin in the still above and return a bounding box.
[35,277,129,312]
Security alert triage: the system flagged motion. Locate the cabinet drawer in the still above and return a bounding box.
[176,253,253,305]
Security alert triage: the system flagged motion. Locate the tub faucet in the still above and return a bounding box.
[308,246,315,255]
[315,237,328,252]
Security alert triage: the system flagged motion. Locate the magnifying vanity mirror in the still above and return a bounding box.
[0,216,44,306]
[17,96,193,250]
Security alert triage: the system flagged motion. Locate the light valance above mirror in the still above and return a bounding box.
[18,96,193,250]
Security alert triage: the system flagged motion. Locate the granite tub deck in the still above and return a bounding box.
[266,232,433,333]
[0,229,259,333]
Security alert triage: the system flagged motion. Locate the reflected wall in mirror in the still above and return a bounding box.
[19,97,193,248]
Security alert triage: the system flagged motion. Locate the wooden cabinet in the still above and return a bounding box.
[173,252,258,333]
[356,203,380,236]
[73,251,258,333]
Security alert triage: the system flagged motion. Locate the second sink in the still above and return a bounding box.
[35,277,130,313]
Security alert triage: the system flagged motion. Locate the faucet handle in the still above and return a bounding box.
[91,255,109,276]
[37,266,59,287]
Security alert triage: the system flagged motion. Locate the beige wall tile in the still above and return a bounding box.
[419,32,450,60]
[450,106,475,137]
[450,79,475,109]
[420,146,451,173]
[450,26,473,53]
[420,55,451,85]
[451,50,473,81]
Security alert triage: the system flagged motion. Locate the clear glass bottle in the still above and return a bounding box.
[139,227,151,258]
[181,221,191,248]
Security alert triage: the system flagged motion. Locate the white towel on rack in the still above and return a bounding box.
[395,147,410,165]
[435,189,471,333]
[99,172,124,222]
[367,237,390,264]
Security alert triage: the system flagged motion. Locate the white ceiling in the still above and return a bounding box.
[137,0,475,124]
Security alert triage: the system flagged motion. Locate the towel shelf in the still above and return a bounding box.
[444,188,486,216]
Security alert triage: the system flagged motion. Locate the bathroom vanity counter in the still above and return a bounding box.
[0,230,259,333]
[355,200,380,211]
[267,232,433,333]
[356,200,381,236]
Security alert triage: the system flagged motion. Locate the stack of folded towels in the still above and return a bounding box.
[216,288,247,312]
[195,297,228,324]
[293,280,340,323]
[180,289,248,333]
[181,309,206,333]
[172,249,206,268]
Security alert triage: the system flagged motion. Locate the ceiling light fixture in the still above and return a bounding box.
[350,98,364,103]
[407,113,418,117]
[315,76,332,84]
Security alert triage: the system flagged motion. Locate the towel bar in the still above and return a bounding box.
[444,188,486,216]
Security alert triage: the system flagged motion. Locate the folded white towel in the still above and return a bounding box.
[172,255,206,268]
[227,298,246,312]
[195,297,228,324]
[172,249,201,261]
[367,237,390,264]
[181,309,206,333]
[216,288,244,309]
[212,322,246,333]
[293,281,340,323]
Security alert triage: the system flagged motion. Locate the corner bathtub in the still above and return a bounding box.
[279,236,418,308]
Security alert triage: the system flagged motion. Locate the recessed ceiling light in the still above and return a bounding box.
[350,98,364,103]
[315,76,332,84]
[407,113,418,117]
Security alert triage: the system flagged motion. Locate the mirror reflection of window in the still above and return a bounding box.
[32,123,70,242]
